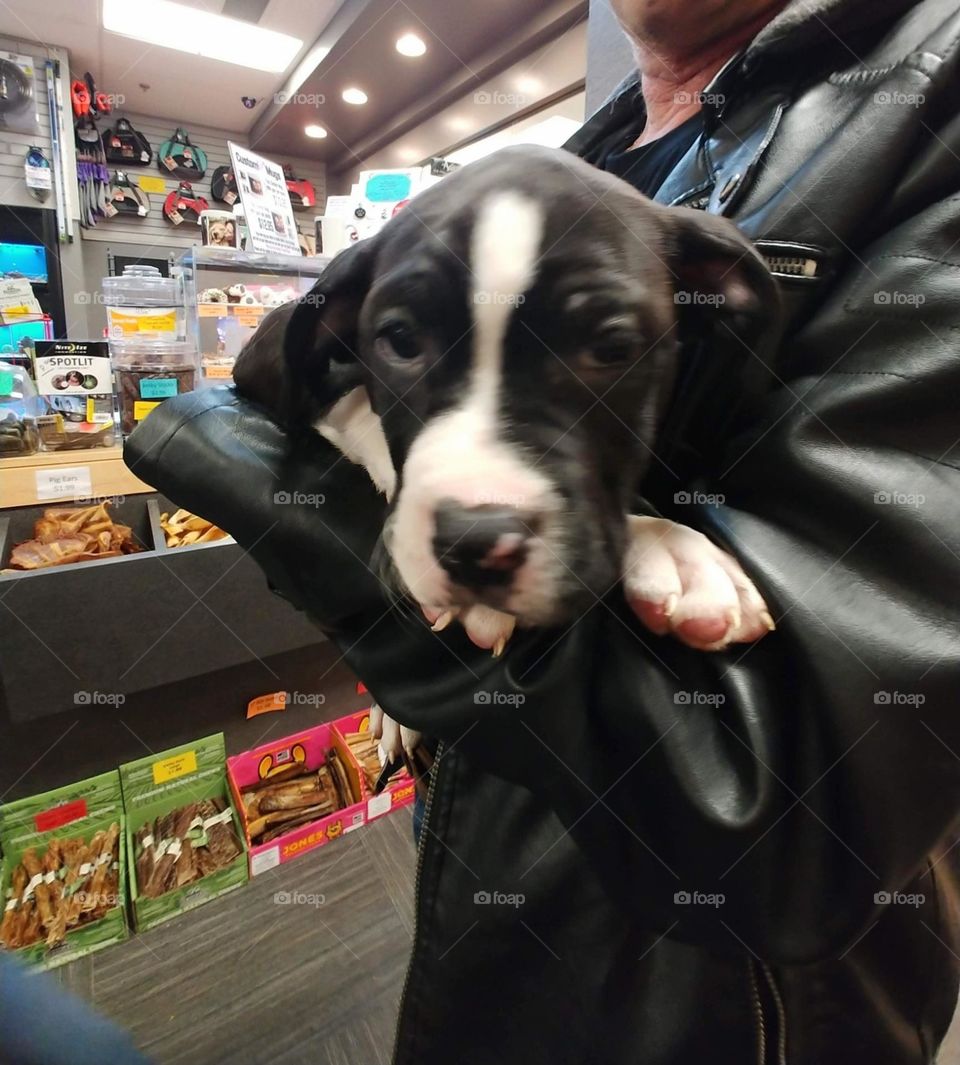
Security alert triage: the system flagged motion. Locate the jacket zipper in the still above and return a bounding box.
[761,960,788,1065]
[762,254,819,278]
[748,957,768,1065]
[748,957,788,1064]
[391,739,445,1065]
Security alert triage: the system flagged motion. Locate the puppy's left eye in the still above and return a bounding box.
[579,333,636,368]
[376,320,421,361]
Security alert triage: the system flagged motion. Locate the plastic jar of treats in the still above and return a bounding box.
[111,338,198,435]
[102,265,185,339]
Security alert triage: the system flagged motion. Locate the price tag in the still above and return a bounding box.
[204,365,233,379]
[35,465,93,501]
[138,175,166,194]
[367,793,392,819]
[133,400,160,421]
[198,303,223,317]
[139,377,178,399]
[246,691,287,719]
[152,750,198,785]
[250,846,280,876]
[233,309,260,328]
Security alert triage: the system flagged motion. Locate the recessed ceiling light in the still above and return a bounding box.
[515,76,542,95]
[102,0,302,74]
[304,124,328,138]
[396,33,427,57]
[342,87,368,106]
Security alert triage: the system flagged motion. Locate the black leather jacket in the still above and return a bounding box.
[126,1,960,1060]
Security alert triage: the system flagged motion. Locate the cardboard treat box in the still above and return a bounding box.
[0,771,128,969]
[227,723,365,877]
[334,710,417,820]
[120,734,248,931]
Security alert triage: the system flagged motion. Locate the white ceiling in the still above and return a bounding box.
[0,0,343,132]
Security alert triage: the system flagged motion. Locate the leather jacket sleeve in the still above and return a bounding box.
[125,175,960,965]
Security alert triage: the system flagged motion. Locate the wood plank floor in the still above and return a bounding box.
[53,810,416,1065]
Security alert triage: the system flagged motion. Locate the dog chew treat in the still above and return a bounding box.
[4,501,143,573]
[241,750,355,843]
[0,825,122,952]
[135,797,241,899]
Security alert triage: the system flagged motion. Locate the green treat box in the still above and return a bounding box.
[119,733,248,932]
[0,771,128,969]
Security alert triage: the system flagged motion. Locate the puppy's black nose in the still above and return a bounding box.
[432,502,530,588]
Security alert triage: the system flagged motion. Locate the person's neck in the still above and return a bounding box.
[629,8,778,147]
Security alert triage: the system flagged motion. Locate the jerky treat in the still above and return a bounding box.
[116,366,195,435]
[241,753,355,843]
[1,827,121,952]
[135,797,241,898]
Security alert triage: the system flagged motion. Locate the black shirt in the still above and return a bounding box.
[600,111,702,198]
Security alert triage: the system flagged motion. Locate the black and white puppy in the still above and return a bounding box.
[236,145,778,662]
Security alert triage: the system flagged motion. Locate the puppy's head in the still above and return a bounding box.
[285,146,779,626]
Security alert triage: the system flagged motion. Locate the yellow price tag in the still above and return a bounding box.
[152,750,198,785]
[133,400,160,421]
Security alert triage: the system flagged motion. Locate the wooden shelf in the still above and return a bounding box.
[0,445,154,509]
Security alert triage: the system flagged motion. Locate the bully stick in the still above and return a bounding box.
[20,848,56,932]
[247,803,333,842]
[1,865,28,949]
[82,823,119,915]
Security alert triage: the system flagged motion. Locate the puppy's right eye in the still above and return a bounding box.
[376,320,421,361]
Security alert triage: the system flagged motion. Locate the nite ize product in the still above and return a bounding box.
[33,340,117,450]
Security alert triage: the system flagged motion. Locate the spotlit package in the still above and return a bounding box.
[33,340,117,451]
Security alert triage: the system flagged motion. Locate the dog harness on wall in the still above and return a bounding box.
[163,181,208,224]
[103,118,152,166]
[158,127,208,180]
[210,164,239,205]
[106,171,150,217]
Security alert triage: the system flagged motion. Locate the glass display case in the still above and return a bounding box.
[177,247,330,385]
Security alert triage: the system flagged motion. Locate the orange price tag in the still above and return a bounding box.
[246,691,287,719]
[233,309,261,328]
[198,303,223,318]
[204,365,234,379]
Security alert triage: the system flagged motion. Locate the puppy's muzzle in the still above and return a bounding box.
[432,501,534,591]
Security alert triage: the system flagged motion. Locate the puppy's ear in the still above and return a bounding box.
[232,299,298,416]
[283,237,379,432]
[663,207,782,361]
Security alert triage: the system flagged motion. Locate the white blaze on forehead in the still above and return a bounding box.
[469,191,543,417]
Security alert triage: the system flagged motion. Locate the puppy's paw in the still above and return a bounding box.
[421,604,516,657]
[622,515,774,651]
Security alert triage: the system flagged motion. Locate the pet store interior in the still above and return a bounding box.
[0,1,593,1062]
[2,1,959,1064]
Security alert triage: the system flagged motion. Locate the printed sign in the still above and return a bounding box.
[228,142,301,257]
[35,465,93,501]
